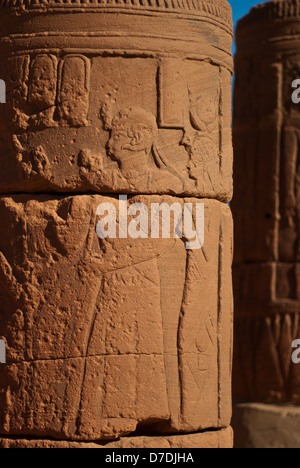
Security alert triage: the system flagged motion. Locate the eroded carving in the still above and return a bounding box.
[3,54,90,132]
[28,54,57,129]
[79,103,184,191]
[57,55,90,127]
[233,3,300,405]
[0,195,233,439]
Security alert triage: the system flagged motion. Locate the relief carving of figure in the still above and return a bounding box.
[279,61,300,264]
[182,92,219,192]
[79,104,184,192]
[280,111,300,263]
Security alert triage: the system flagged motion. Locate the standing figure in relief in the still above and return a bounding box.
[182,93,219,193]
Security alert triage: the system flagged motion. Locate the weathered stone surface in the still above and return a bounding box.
[0,195,233,440]
[0,0,233,200]
[0,427,233,448]
[233,311,300,403]
[0,0,234,446]
[232,0,300,404]
[233,0,300,265]
[232,403,300,449]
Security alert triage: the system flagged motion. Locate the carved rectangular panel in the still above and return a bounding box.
[158,59,187,128]
[57,55,90,127]
[28,55,57,111]
[0,54,233,201]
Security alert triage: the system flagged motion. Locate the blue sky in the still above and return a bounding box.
[229,0,263,27]
[228,0,264,51]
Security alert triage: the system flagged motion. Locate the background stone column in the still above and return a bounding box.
[0,0,234,448]
[232,0,300,448]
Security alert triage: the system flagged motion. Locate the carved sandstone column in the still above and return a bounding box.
[0,0,233,447]
[233,0,300,448]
